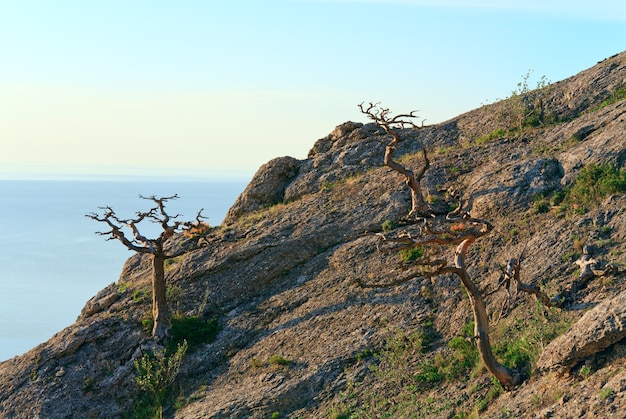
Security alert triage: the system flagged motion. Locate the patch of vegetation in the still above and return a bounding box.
[447,337,480,377]
[182,222,211,239]
[534,163,626,217]
[561,251,581,263]
[168,314,221,353]
[436,146,456,155]
[447,165,461,176]
[399,151,425,164]
[268,355,291,367]
[130,340,188,418]
[478,71,559,145]
[494,302,571,377]
[165,255,185,272]
[509,71,554,130]
[533,197,551,214]
[558,163,626,216]
[381,219,395,233]
[132,290,145,304]
[427,195,440,204]
[599,225,612,237]
[141,318,154,335]
[398,246,425,262]
[82,376,95,393]
[329,322,485,418]
[355,348,374,362]
[579,365,592,378]
[475,128,514,146]
[599,387,615,400]
[591,83,626,112]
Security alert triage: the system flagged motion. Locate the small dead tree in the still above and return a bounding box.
[87,195,207,342]
[359,102,432,218]
[499,247,564,317]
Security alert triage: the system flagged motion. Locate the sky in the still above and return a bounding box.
[1,0,624,180]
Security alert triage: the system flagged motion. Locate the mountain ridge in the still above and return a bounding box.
[1,51,626,418]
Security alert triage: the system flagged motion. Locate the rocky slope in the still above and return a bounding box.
[1,51,626,419]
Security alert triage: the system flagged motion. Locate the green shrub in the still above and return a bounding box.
[141,316,154,334]
[133,290,145,303]
[461,321,475,338]
[600,387,615,400]
[495,336,533,373]
[546,163,626,217]
[599,226,612,237]
[579,365,592,378]
[533,199,551,214]
[169,315,220,352]
[330,324,464,418]
[494,303,571,377]
[565,164,626,211]
[476,377,504,411]
[132,340,188,418]
[398,246,424,262]
[413,360,445,384]
[448,337,479,375]
[268,355,290,367]
[381,219,395,233]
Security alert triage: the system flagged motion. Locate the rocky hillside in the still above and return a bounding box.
[1,51,626,419]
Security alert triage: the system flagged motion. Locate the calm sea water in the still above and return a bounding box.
[0,179,247,361]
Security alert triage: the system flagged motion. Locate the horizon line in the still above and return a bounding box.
[301,0,625,22]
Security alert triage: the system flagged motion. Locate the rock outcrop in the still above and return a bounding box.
[537,290,626,374]
[224,156,300,223]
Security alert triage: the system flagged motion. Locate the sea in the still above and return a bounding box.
[0,178,248,362]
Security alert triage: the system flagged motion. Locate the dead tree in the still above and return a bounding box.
[87,195,207,342]
[359,212,522,389]
[499,249,564,316]
[359,102,432,218]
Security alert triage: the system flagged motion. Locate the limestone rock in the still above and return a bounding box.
[537,291,626,373]
[224,156,300,223]
[78,282,121,319]
[464,157,563,217]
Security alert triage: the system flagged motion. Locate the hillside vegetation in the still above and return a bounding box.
[1,51,626,419]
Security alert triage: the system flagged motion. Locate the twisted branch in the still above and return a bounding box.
[359,102,432,218]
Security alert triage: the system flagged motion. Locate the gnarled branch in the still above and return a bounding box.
[359,102,432,218]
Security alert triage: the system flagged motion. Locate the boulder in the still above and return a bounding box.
[224,156,301,223]
[537,291,626,373]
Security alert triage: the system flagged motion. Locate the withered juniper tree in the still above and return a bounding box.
[359,102,432,218]
[87,194,206,342]
[357,104,562,388]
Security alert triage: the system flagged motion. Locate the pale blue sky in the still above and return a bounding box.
[1,0,624,179]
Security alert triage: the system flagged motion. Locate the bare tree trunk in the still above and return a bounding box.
[87,195,208,343]
[453,239,521,389]
[152,253,170,342]
[383,147,431,217]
